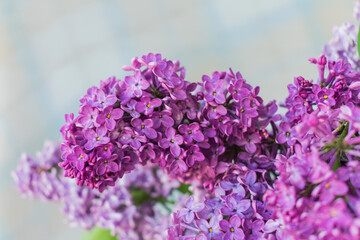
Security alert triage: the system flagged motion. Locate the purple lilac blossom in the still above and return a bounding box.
[59,53,281,194]
[265,55,360,239]
[12,141,190,240]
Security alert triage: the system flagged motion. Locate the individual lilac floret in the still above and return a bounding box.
[131,118,157,139]
[78,106,99,129]
[84,126,110,150]
[96,107,124,131]
[135,97,162,115]
[121,70,150,100]
[178,122,204,144]
[276,122,296,145]
[219,215,244,240]
[159,127,184,157]
[196,215,223,240]
[204,80,226,104]
[178,196,204,223]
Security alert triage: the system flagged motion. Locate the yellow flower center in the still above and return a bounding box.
[146,103,151,108]
[230,227,235,232]
[330,210,336,216]
[209,228,213,233]
[96,137,100,141]
[80,155,83,158]
[107,114,111,119]
[141,125,145,129]
[213,92,217,96]
[286,132,290,137]
[234,90,237,94]
[324,95,328,99]
[104,160,108,163]
[325,183,330,188]
[159,114,163,118]
[188,130,192,134]
[104,147,108,151]
[241,109,245,113]
[131,135,136,139]
[170,139,175,143]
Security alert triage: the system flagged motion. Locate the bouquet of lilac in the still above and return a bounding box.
[12,2,360,239]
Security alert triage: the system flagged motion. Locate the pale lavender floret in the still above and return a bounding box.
[219,215,244,240]
[153,60,182,88]
[93,89,117,110]
[78,105,100,129]
[207,102,227,119]
[84,126,110,150]
[178,196,205,223]
[204,80,226,104]
[276,122,296,145]
[196,214,223,240]
[220,180,245,196]
[242,171,266,196]
[122,99,141,118]
[221,195,251,217]
[119,128,147,149]
[121,70,150,101]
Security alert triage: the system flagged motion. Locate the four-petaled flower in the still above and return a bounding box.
[219,215,245,240]
[178,196,205,223]
[204,80,226,104]
[159,127,184,157]
[178,122,204,144]
[131,118,157,139]
[119,128,147,149]
[96,107,124,131]
[95,154,119,175]
[84,126,110,150]
[135,97,162,115]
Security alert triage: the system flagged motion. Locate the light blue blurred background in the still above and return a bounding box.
[0,0,355,239]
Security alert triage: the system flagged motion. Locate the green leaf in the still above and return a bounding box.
[81,228,117,240]
[177,183,192,195]
[358,24,360,57]
[130,188,151,206]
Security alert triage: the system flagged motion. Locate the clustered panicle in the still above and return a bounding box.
[13,5,360,237]
[12,141,190,240]
[168,164,274,240]
[323,0,360,71]
[264,55,360,239]
[59,53,281,193]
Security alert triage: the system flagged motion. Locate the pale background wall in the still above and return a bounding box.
[0,0,355,239]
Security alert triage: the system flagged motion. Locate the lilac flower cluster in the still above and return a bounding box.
[12,141,191,240]
[168,164,274,240]
[59,53,281,193]
[264,55,360,239]
[12,141,65,202]
[323,0,360,70]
